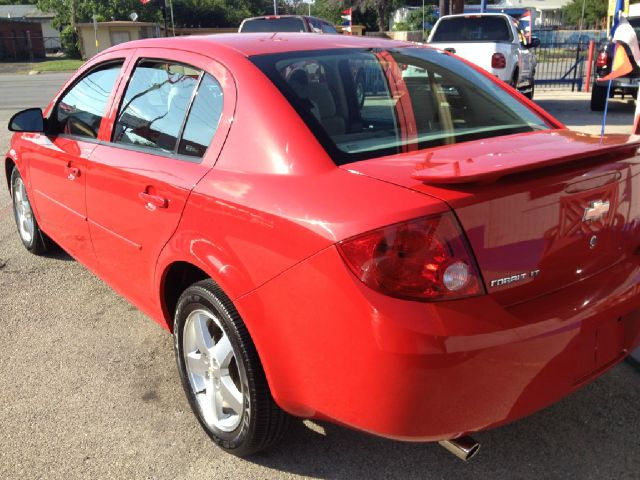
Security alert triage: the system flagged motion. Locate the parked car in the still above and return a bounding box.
[590,15,640,111]
[6,33,640,460]
[428,13,539,98]
[239,15,338,34]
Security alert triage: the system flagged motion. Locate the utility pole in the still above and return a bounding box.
[439,0,449,18]
[452,0,464,14]
[70,0,77,29]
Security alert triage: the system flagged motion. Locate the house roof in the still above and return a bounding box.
[0,5,55,20]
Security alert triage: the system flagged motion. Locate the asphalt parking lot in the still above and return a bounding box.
[0,74,638,479]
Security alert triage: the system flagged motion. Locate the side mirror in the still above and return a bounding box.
[528,37,541,49]
[8,108,45,133]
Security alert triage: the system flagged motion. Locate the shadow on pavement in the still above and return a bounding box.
[248,362,639,479]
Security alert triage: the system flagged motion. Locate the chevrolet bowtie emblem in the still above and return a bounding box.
[583,200,610,222]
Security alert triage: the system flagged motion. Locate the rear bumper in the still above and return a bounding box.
[595,76,640,89]
[236,246,640,441]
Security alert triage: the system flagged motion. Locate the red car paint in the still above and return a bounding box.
[6,34,640,443]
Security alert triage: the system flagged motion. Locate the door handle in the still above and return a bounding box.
[65,165,80,180]
[138,192,168,209]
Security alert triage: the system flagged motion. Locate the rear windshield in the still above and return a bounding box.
[251,48,549,165]
[431,16,512,42]
[240,17,306,33]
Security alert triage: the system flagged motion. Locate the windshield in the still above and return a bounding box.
[251,48,549,164]
[431,16,512,42]
[240,17,306,33]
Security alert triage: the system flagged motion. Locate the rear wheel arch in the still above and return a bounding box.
[5,158,16,193]
[161,261,209,331]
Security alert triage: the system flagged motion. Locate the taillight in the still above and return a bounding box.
[337,213,484,302]
[596,50,608,68]
[491,53,506,69]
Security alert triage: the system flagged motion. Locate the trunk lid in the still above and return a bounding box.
[342,130,640,306]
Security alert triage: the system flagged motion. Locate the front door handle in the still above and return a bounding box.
[138,192,168,209]
[65,165,80,180]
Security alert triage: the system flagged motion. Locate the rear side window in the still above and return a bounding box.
[240,17,306,33]
[321,22,338,34]
[252,48,548,165]
[113,61,200,153]
[53,62,122,138]
[178,74,223,158]
[431,17,512,42]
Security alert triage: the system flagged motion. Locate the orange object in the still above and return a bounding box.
[600,42,633,80]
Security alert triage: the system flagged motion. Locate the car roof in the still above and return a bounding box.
[106,33,416,58]
[439,13,512,19]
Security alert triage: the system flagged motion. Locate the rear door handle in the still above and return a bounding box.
[65,165,80,180]
[138,192,168,209]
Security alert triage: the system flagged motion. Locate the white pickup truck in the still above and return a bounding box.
[427,13,539,99]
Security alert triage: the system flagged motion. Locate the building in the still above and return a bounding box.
[0,5,59,51]
[493,0,573,27]
[76,21,160,60]
[0,19,45,60]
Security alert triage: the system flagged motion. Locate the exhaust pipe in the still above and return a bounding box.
[438,436,480,462]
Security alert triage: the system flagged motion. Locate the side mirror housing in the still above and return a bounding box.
[528,37,541,49]
[9,108,45,133]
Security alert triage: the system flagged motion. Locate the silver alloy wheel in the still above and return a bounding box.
[183,309,245,432]
[13,176,35,244]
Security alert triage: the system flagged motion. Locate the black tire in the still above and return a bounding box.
[174,279,290,456]
[523,82,535,100]
[10,167,49,254]
[591,84,607,111]
[511,69,519,89]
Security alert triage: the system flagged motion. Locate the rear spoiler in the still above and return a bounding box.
[412,130,640,185]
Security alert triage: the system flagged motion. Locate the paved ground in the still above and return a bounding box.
[0,77,639,479]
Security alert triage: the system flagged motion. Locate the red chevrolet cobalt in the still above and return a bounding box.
[6,34,640,460]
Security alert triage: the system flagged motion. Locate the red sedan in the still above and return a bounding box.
[6,34,640,460]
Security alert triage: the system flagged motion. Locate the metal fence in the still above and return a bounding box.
[0,35,61,61]
[533,40,604,91]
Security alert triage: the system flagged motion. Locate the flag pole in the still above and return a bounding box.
[601,0,626,138]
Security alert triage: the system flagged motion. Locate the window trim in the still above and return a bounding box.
[49,59,126,141]
[111,57,209,162]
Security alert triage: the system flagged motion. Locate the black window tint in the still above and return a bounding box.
[113,60,201,153]
[431,17,511,42]
[240,17,306,32]
[54,62,122,138]
[178,74,223,158]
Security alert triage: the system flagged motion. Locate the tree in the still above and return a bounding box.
[392,5,437,32]
[562,0,607,29]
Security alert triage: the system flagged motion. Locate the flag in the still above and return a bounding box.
[600,43,633,81]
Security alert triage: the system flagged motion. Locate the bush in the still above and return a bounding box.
[61,25,81,59]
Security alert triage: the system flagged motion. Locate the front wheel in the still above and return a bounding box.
[10,167,49,254]
[174,279,290,456]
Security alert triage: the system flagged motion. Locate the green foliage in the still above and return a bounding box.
[562,0,607,28]
[29,58,84,71]
[60,24,80,58]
